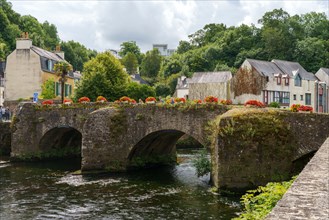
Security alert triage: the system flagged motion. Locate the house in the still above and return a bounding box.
[152,44,176,56]
[315,68,329,113]
[188,71,232,101]
[5,34,75,101]
[0,61,5,106]
[234,58,318,110]
[175,76,189,99]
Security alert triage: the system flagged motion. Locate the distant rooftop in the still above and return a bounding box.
[190,71,232,84]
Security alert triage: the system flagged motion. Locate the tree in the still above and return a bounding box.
[41,78,56,99]
[122,52,138,75]
[54,61,73,103]
[75,52,130,101]
[176,40,193,54]
[155,84,172,97]
[126,82,155,101]
[140,48,162,78]
[19,15,46,48]
[42,21,60,50]
[119,41,142,63]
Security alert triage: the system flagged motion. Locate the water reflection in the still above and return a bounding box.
[0,150,241,219]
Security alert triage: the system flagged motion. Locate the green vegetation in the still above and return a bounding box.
[40,78,56,99]
[268,102,280,108]
[233,176,297,220]
[192,149,211,177]
[12,147,81,161]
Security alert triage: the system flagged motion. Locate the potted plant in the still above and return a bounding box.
[145,96,156,104]
[78,97,90,103]
[96,96,107,103]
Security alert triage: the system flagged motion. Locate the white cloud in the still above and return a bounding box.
[8,0,329,52]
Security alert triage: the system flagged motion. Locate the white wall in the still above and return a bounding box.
[5,49,42,100]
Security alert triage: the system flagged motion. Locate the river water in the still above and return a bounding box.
[0,149,241,219]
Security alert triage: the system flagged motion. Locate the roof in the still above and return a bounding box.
[272,59,317,81]
[189,71,232,84]
[176,76,189,89]
[319,68,329,76]
[31,46,64,62]
[246,59,283,77]
[131,74,149,85]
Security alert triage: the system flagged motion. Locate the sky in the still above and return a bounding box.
[8,0,329,52]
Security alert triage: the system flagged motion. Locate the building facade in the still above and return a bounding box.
[315,68,329,113]
[152,44,176,56]
[5,36,75,101]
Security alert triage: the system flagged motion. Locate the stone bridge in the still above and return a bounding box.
[11,103,329,190]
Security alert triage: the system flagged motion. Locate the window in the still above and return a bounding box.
[55,82,61,96]
[64,84,72,97]
[285,78,289,86]
[307,80,310,91]
[47,60,53,72]
[305,93,311,105]
[273,91,280,103]
[293,94,296,100]
[300,95,303,101]
[319,94,323,106]
[276,77,281,85]
[294,74,302,87]
[282,92,290,104]
[265,76,269,82]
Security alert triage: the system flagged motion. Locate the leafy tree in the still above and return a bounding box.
[75,52,130,101]
[176,40,193,54]
[119,41,142,63]
[61,40,97,71]
[126,82,155,101]
[140,48,162,78]
[42,21,60,50]
[19,15,46,48]
[41,78,56,99]
[155,84,172,97]
[54,61,73,103]
[122,52,138,75]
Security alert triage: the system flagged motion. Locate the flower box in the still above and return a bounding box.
[145,97,156,103]
[146,101,155,104]
[205,96,218,103]
[120,96,131,103]
[96,96,107,103]
[78,97,90,103]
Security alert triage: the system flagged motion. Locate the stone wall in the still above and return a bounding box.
[0,122,11,155]
[266,137,329,219]
[212,108,329,190]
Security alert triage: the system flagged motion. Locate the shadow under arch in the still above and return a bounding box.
[292,150,317,175]
[127,129,206,168]
[38,126,82,159]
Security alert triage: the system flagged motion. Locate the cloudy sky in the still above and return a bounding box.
[9,0,329,52]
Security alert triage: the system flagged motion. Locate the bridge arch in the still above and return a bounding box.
[127,129,206,168]
[38,126,82,159]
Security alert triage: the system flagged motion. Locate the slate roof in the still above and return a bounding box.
[31,46,64,62]
[176,76,189,89]
[131,74,149,85]
[272,59,317,81]
[246,59,283,77]
[319,68,329,76]
[189,71,232,84]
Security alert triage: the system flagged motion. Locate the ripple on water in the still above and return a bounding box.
[56,174,121,187]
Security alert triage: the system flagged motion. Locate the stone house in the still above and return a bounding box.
[315,68,329,113]
[188,71,232,101]
[5,35,75,101]
[233,58,318,109]
[0,61,5,106]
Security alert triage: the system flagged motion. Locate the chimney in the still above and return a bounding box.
[55,45,65,60]
[16,32,32,49]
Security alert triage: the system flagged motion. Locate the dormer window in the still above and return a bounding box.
[47,59,53,72]
[294,74,301,87]
[277,76,281,85]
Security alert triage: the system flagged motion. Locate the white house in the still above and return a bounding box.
[175,76,189,99]
[153,44,176,56]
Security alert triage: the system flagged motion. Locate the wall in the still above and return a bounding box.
[189,82,230,101]
[5,49,42,100]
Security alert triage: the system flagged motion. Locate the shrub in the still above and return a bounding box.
[145,96,156,102]
[205,96,218,103]
[234,176,296,220]
[42,100,54,105]
[96,96,107,102]
[220,99,232,105]
[192,149,211,177]
[245,100,265,108]
[78,97,90,103]
[269,102,280,108]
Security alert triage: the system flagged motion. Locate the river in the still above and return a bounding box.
[0,149,241,219]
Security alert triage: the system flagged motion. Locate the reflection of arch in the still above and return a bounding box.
[39,126,82,157]
[128,129,205,167]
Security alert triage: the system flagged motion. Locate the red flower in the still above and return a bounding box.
[145,97,156,102]
[78,97,90,103]
[96,96,107,102]
[205,96,218,103]
[130,99,137,104]
[193,99,202,104]
[42,100,54,105]
[120,96,131,102]
[245,100,265,108]
[298,105,313,112]
[175,97,186,103]
[220,99,232,105]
